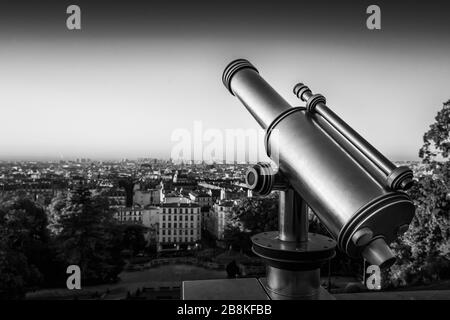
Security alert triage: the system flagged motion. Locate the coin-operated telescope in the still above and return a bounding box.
[222,59,415,299]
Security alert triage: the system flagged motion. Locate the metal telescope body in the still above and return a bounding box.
[222,59,415,271]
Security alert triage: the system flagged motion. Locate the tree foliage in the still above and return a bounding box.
[120,224,147,255]
[0,197,50,298]
[419,100,450,164]
[388,100,450,287]
[0,184,152,297]
[232,193,279,233]
[223,193,278,253]
[54,185,125,285]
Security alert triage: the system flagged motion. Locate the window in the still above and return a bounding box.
[162,215,166,221]
[168,215,171,221]
[162,230,165,235]
[168,230,171,235]
[190,230,194,235]
[190,216,194,221]
[162,223,166,228]
[168,223,171,228]
[162,237,166,242]
[179,223,182,228]
[174,215,177,221]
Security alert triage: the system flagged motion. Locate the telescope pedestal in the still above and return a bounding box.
[251,231,336,300]
[259,278,335,300]
[182,277,334,300]
[251,188,336,300]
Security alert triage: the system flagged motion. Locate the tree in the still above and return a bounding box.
[121,224,147,256]
[0,197,50,299]
[388,100,450,287]
[47,192,67,235]
[223,193,278,253]
[54,185,124,285]
[232,193,279,233]
[419,100,450,165]
[418,99,450,183]
[223,225,252,253]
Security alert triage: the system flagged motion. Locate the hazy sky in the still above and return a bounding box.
[0,0,449,161]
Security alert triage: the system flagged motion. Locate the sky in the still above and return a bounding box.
[0,0,449,161]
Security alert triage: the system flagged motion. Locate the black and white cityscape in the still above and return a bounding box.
[0,0,449,303]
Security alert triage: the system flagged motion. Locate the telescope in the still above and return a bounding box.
[221,59,416,299]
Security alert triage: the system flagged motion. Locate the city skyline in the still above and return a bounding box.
[1,1,449,161]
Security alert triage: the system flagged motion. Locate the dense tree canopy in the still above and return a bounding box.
[54,185,125,285]
[223,193,278,253]
[120,224,147,255]
[232,193,279,233]
[389,100,450,287]
[0,197,50,298]
[419,100,450,165]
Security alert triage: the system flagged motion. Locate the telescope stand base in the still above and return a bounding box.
[182,278,334,300]
[258,278,334,300]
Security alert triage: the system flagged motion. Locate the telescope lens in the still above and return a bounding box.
[247,171,256,186]
[362,237,396,269]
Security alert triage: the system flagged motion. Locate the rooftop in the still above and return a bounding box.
[161,203,200,208]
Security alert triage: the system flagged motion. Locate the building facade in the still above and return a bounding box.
[114,202,202,252]
[133,187,163,207]
[189,191,214,209]
[157,203,201,250]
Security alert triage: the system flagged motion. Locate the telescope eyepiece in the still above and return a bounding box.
[245,163,275,196]
[293,83,311,101]
[245,162,289,196]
